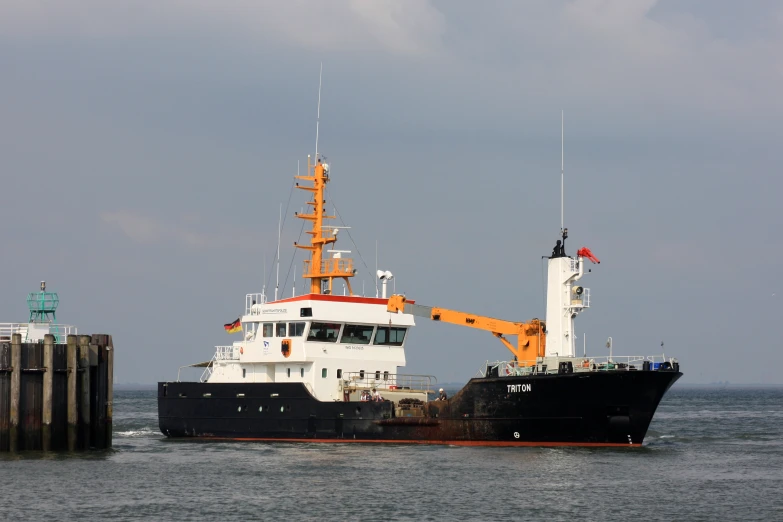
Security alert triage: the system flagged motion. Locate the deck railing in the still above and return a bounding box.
[303,258,355,278]
[214,345,240,361]
[479,354,679,377]
[343,372,436,392]
[246,293,268,314]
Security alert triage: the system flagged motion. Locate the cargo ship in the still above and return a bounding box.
[158,117,681,448]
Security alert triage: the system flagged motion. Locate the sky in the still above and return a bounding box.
[1,0,781,385]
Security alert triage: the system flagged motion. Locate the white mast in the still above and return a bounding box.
[275,203,281,301]
[315,62,323,159]
[544,110,591,359]
[375,240,379,298]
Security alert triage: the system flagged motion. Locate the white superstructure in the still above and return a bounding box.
[204,293,416,401]
[543,236,599,359]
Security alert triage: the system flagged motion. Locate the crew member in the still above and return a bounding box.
[438,388,448,401]
[372,388,383,402]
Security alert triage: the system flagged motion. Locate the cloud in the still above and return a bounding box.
[100,210,247,250]
[0,0,447,57]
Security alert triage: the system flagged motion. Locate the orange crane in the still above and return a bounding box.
[386,295,546,366]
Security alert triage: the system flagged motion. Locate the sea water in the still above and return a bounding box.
[2,387,781,521]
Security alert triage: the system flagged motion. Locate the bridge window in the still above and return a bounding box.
[288,322,306,336]
[262,323,273,337]
[374,327,407,346]
[276,323,287,337]
[300,307,313,317]
[340,324,374,344]
[307,322,341,342]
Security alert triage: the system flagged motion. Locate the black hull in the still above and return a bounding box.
[157,370,681,447]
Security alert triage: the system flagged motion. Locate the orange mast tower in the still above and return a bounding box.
[294,155,355,296]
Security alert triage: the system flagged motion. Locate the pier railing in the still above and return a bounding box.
[0,323,77,343]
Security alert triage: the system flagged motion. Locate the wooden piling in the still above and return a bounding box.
[91,340,106,449]
[66,335,78,451]
[106,335,114,448]
[9,333,21,452]
[42,334,54,451]
[0,342,10,451]
[0,332,114,452]
[78,335,91,450]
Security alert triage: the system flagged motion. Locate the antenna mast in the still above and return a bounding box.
[315,62,323,159]
[561,109,564,233]
[375,240,379,298]
[275,203,281,301]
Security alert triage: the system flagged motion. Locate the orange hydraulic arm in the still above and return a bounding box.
[387,294,546,366]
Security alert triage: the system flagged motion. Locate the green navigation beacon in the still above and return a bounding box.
[27,280,60,323]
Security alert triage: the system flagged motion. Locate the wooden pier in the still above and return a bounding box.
[0,333,114,452]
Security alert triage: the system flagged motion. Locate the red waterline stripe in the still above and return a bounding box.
[198,437,640,448]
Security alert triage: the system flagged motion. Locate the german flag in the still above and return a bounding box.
[224,318,242,334]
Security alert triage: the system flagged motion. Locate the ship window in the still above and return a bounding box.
[287,368,291,378]
[307,322,341,343]
[339,324,374,344]
[337,369,342,379]
[300,307,313,317]
[375,371,381,381]
[322,368,327,378]
[237,406,242,412]
[259,405,264,412]
[262,323,273,337]
[288,322,306,336]
[280,406,284,412]
[276,323,287,337]
[383,371,389,381]
[300,368,304,378]
[359,370,365,379]
[374,327,407,346]
[242,368,246,379]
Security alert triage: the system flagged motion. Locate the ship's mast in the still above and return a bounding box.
[544,110,594,358]
[293,66,355,295]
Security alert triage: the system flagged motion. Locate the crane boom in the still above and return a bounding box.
[387,294,546,366]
